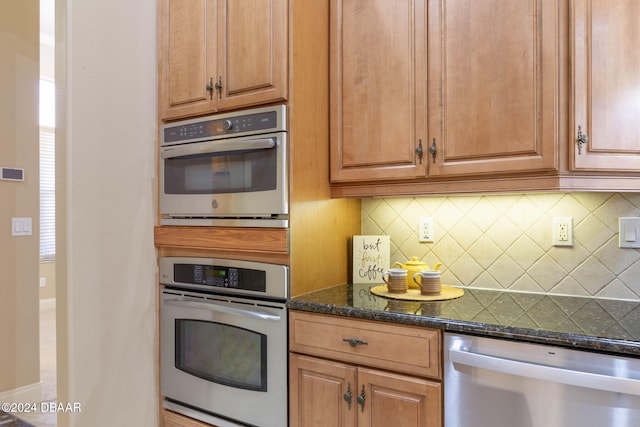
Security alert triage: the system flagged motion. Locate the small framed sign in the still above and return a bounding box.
[352,235,390,284]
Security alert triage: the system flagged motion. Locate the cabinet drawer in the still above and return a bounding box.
[289,311,441,379]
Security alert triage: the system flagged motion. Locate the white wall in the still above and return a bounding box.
[56,1,158,425]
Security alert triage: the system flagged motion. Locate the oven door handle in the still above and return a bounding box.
[164,298,282,321]
[160,138,276,159]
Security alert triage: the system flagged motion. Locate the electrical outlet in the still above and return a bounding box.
[553,217,573,247]
[559,223,568,241]
[419,216,434,242]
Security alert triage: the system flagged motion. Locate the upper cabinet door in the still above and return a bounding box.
[216,0,288,111]
[572,0,640,171]
[158,0,217,120]
[330,0,427,183]
[158,0,287,121]
[427,0,559,177]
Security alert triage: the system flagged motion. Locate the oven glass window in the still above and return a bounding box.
[164,146,277,194]
[175,319,267,392]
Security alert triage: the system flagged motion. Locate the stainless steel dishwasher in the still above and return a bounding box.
[444,333,640,427]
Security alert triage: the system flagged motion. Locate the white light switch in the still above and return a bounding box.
[11,217,32,236]
[619,217,640,248]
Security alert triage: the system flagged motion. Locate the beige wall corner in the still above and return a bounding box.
[0,0,41,396]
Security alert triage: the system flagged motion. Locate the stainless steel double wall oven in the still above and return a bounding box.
[159,105,290,426]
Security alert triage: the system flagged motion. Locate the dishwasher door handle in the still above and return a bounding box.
[450,348,640,396]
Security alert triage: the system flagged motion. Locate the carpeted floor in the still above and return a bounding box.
[9,300,57,427]
[0,411,35,427]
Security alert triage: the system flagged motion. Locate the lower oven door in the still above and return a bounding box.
[161,289,287,427]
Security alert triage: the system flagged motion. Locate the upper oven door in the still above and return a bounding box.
[160,131,288,224]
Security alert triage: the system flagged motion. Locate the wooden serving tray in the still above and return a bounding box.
[370,285,464,302]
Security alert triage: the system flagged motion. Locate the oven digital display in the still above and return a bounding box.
[207,269,226,278]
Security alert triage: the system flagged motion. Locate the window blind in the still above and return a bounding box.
[40,128,55,261]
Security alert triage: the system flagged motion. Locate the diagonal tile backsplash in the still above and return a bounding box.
[361,192,640,301]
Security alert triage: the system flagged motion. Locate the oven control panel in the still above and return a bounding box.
[173,263,266,292]
[161,104,286,146]
[159,257,288,300]
[193,264,238,288]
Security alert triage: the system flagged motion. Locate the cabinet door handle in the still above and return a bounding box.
[415,139,424,164]
[429,138,437,163]
[343,382,352,409]
[214,76,223,99]
[576,126,589,155]
[342,338,368,348]
[357,385,366,412]
[205,77,214,100]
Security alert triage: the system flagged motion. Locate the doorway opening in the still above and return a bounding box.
[31,1,57,427]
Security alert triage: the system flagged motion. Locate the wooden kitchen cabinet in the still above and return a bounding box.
[571,0,640,171]
[426,0,558,178]
[329,0,428,183]
[330,0,557,184]
[158,0,287,121]
[289,311,442,427]
[156,1,364,424]
[291,354,441,427]
[330,0,640,197]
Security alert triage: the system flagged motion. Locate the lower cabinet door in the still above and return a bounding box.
[289,354,358,427]
[358,367,442,427]
[290,354,442,427]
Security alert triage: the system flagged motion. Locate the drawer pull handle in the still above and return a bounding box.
[342,338,368,348]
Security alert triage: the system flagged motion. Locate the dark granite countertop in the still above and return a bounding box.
[288,284,640,358]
